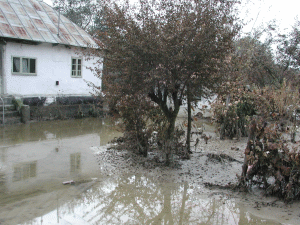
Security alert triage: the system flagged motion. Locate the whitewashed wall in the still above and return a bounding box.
[3,42,102,97]
[177,95,217,118]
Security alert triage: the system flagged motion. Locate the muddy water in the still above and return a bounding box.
[0,118,283,224]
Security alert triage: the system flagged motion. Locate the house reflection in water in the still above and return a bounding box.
[0,118,122,224]
[70,153,81,174]
[0,148,7,193]
[0,172,5,193]
[13,161,37,182]
[0,118,116,197]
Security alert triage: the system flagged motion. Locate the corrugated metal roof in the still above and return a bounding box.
[0,0,97,47]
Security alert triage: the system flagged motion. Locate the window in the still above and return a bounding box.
[12,57,36,75]
[71,58,82,77]
[70,153,81,173]
[13,161,37,182]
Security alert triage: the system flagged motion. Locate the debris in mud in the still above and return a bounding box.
[63,180,75,185]
[206,153,242,163]
[110,136,125,144]
[201,134,212,144]
[204,182,235,190]
[231,147,240,151]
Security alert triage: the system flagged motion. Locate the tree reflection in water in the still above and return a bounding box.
[76,175,186,224]
[39,174,279,225]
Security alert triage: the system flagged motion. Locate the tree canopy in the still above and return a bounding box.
[53,0,105,35]
[275,21,300,85]
[88,0,241,163]
[99,0,239,128]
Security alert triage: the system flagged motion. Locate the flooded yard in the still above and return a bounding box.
[0,118,297,224]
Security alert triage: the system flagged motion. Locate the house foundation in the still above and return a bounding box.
[22,96,104,121]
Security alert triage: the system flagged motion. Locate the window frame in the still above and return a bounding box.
[71,57,82,78]
[11,56,37,76]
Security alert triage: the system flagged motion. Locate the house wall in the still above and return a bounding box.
[3,42,102,98]
[176,95,217,118]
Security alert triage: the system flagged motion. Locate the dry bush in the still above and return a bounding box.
[113,93,158,157]
[111,93,186,164]
[213,80,300,201]
[212,80,300,139]
[239,118,300,202]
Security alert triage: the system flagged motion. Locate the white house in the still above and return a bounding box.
[0,0,102,103]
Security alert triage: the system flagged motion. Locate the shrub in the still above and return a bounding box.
[239,118,300,202]
[212,80,299,139]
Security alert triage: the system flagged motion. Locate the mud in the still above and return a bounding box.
[93,134,300,225]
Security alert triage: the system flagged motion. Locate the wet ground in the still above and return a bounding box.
[0,118,297,224]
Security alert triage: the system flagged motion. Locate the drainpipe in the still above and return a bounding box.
[0,43,4,96]
[0,43,4,126]
[0,97,4,126]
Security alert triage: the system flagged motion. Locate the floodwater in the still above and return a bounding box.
[0,118,284,224]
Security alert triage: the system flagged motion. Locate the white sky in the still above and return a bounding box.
[242,0,300,33]
[43,0,300,34]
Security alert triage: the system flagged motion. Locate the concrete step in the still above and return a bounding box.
[0,117,21,125]
[0,110,19,118]
[0,104,16,111]
[0,96,22,125]
[0,96,13,105]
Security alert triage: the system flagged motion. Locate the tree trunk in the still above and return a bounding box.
[241,118,267,183]
[148,88,181,165]
[241,119,256,181]
[167,117,176,139]
[166,117,176,166]
[186,83,191,154]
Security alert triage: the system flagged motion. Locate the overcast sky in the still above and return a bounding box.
[241,0,300,33]
[43,0,300,34]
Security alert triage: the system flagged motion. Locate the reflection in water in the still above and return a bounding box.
[19,174,279,225]
[0,118,122,147]
[0,172,5,193]
[0,118,121,214]
[13,161,37,182]
[0,147,6,162]
[70,153,81,174]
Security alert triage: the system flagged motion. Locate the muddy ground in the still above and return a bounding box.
[94,133,300,225]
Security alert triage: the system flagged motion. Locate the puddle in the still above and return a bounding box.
[1,174,281,225]
[0,118,290,224]
[0,118,121,205]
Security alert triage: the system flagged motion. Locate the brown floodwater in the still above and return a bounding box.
[0,118,285,224]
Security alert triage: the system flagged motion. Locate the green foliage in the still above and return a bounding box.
[213,83,257,139]
[76,105,84,118]
[12,98,24,113]
[88,104,101,117]
[236,98,256,118]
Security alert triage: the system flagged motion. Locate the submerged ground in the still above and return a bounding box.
[0,118,299,224]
